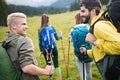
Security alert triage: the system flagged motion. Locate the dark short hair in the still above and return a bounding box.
[80,0,102,15]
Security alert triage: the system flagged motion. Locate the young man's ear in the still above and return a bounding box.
[90,9,96,16]
[11,23,17,30]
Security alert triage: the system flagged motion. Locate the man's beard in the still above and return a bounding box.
[83,15,90,24]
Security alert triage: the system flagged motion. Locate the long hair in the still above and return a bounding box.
[75,13,83,25]
[40,14,49,32]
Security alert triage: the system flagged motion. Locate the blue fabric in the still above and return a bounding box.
[41,25,56,50]
[71,24,93,62]
[71,24,91,52]
[38,25,62,52]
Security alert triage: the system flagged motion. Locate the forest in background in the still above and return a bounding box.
[0,0,108,26]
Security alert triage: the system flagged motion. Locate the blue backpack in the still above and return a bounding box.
[71,24,91,52]
[41,25,56,50]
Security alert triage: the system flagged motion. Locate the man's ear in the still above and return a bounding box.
[90,9,96,16]
[11,23,16,30]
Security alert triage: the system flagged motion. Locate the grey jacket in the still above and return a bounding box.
[6,33,40,80]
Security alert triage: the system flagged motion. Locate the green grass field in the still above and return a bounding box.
[0,10,102,80]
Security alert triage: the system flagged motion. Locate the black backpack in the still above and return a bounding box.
[89,10,120,80]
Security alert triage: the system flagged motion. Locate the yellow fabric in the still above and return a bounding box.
[87,13,120,62]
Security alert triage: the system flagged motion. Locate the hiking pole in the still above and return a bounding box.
[61,37,68,78]
[46,49,52,80]
[81,45,85,80]
[67,39,71,78]
[83,53,85,80]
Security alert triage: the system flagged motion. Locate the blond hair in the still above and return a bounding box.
[7,12,26,27]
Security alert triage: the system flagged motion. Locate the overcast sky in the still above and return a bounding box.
[5,0,57,7]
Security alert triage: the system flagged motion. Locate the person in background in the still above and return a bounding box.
[80,0,120,80]
[38,14,62,80]
[6,12,54,80]
[70,12,93,80]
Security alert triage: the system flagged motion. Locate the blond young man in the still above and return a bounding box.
[6,12,54,80]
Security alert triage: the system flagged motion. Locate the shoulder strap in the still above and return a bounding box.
[2,35,20,47]
[89,10,108,34]
[89,19,103,34]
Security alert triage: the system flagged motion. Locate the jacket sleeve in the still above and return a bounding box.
[87,50,93,58]
[94,21,120,55]
[18,37,38,68]
[53,27,62,40]
[38,29,44,52]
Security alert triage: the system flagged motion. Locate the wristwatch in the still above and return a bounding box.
[93,40,97,46]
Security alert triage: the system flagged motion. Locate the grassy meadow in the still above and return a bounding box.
[0,10,102,80]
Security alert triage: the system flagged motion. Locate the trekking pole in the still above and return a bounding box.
[67,38,71,78]
[83,53,85,80]
[46,48,52,80]
[61,37,68,78]
[81,45,85,80]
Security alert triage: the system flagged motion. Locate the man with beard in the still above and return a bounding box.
[80,0,120,80]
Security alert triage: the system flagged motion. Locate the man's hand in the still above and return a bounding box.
[45,65,54,75]
[85,33,97,44]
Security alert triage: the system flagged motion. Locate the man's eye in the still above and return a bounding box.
[81,10,84,12]
[22,23,26,25]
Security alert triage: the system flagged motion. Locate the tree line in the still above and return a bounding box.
[0,0,108,26]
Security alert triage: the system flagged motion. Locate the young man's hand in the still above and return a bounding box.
[45,65,54,75]
[85,33,96,45]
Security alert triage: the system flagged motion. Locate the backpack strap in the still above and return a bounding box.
[89,10,108,34]
[2,35,20,47]
[89,19,103,34]
[2,35,20,70]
